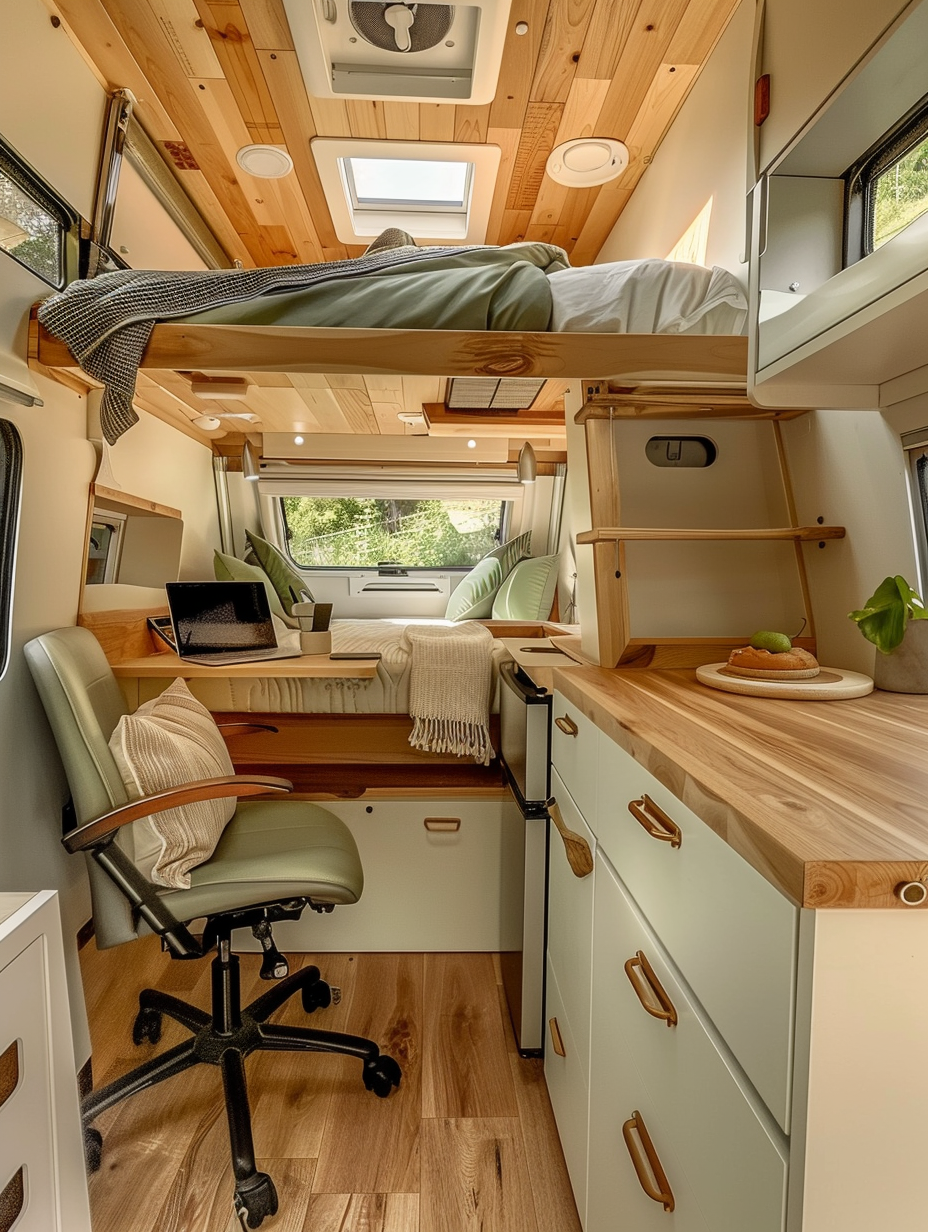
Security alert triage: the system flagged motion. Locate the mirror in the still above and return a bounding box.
[82,483,183,595]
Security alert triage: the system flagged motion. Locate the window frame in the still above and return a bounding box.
[277,494,513,574]
[342,157,474,219]
[0,419,23,683]
[844,91,928,267]
[0,133,81,289]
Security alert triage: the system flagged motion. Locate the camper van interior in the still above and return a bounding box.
[4,0,928,1228]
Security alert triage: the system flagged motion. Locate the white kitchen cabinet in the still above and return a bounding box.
[0,892,90,1232]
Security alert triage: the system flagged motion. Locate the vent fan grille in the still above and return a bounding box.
[446,377,546,409]
[349,3,455,52]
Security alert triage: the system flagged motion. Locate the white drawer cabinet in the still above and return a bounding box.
[544,958,590,1225]
[0,892,90,1232]
[550,690,599,826]
[596,732,798,1131]
[588,854,788,1232]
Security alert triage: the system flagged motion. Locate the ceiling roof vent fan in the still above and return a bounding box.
[284,0,512,104]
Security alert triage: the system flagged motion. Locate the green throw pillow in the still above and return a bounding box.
[212,550,296,626]
[444,557,505,621]
[481,531,532,580]
[491,555,559,620]
[245,529,313,615]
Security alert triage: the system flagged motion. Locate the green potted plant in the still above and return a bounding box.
[848,575,928,692]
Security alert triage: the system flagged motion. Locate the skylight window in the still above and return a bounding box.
[311,139,500,245]
[344,159,472,214]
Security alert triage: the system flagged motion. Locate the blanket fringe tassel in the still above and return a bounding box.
[408,716,495,766]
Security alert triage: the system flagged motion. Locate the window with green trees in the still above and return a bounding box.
[871,131,928,250]
[280,496,506,569]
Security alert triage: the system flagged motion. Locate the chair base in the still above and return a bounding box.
[82,945,401,1230]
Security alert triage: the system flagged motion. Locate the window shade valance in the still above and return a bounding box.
[256,470,524,502]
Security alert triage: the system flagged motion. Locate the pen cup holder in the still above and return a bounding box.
[299,630,332,655]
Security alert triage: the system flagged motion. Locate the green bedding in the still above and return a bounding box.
[182,243,569,332]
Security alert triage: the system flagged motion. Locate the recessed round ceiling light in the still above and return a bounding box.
[294,435,305,445]
[235,144,294,178]
[467,439,477,449]
[545,138,629,188]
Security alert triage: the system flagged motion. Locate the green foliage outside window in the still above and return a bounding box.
[873,133,928,249]
[281,496,504,568]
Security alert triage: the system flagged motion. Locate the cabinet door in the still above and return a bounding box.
[550,691,598,826]
[590,855,788,1232]
[596,733,797,1132]
[757,0,912,173]
[545,959,590,1226]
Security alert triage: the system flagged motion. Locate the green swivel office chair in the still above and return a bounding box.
[24,626,401,1230]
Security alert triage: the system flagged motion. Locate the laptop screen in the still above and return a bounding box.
[166,581,277,655]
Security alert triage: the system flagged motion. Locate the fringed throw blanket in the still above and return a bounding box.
[401,622,495,766]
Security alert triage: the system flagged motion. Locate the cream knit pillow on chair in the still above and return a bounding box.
[108,678,236,889]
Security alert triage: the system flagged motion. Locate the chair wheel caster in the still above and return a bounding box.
[84,1126,103,1174]
[362,1054,402,1098]
[233,1173,279,1230]
[132,1006,163,1046]
[301,979,332,1014]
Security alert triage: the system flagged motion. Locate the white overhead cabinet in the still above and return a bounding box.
[748,0,928,408]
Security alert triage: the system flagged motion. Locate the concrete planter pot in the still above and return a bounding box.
[873,618,928,693]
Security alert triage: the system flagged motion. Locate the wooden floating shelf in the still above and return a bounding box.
[575,385,809,422]
[577,526,846,544]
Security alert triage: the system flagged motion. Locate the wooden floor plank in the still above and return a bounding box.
[257,1159,316,1232]
[420,1118,537,1232]
[306,1193,419,1231]
[422,953,518,1118]
[311,954,423,1195]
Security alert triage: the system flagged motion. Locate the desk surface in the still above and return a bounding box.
[111,650,381,679]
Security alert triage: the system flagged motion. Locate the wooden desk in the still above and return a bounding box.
[111,650,381,680]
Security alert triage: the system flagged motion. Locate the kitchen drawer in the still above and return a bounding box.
[544,957,589,1227]
[589,854,788,1232]
[550,691,598,825]
[547,769,595,1074]
[596,733,797,1131]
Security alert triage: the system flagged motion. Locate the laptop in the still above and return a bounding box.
[164,581,303,666]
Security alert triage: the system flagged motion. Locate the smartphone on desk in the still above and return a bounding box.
[329,652,382,660]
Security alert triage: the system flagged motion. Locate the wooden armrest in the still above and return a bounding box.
[62,774,293,854]
[217,722,279,735]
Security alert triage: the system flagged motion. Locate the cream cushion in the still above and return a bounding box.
[108,678,237,889]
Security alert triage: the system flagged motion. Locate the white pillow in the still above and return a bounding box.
[108,678,236,889]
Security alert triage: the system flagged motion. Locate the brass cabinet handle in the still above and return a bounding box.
[628,794,682,848]
[548,1017,566,1057]
[624,951,678,1027]
[622,1110,675,1212]
[547,797,594,878]
[424,817,461,832]
[554,714,579,737]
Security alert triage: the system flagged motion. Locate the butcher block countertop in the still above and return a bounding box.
[553,666,928,910]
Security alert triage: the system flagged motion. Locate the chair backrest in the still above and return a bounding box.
[24,626,142,946]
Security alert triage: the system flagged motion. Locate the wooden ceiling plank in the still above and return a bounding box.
[309,97,352,138]
[347,99,387,139]
[242,385,326,432]
[495,208,533,247]
[291,386,352,433]
[531,378,570,411]
[666,0,740,65]
[488,0,549,130]
[151,0,224,77]
[237,0,294,50]
[194,0,283,138]
[484,127,521,246]
[505,101,563,212]
[571,60,697,262]
[325,374,368,391]
[96,0,281,265]
[528,76,610,229]
[262,169,324,263]
[383,102,421,141]
[363,375,405,398]
[134,372,215,441]
[594,0,691,139]
[454,103,492,144]
[529,0,597,105]
[257,49,343,251]
[402,376,443,413]
[370,401,408,435]
[575,0,642,83]
[419,104,456,143]
[331,387,380,434]
[557,183,601,252]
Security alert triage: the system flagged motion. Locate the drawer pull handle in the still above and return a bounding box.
[424,817,461,832]
[548,1017,566,1057]
[555,714,579,737]
[628,795,682,848]
[622,1111,675,1212]
[547,798,594,878]
[624,951,678,1027]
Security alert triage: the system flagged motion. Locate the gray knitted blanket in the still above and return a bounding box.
[37,245,476,444]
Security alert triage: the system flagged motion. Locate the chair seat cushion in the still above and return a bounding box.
[159,799,364,921]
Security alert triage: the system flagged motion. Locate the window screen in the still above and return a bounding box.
[846,94,928,264]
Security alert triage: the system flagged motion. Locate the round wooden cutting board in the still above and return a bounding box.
[696,663,874,700]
